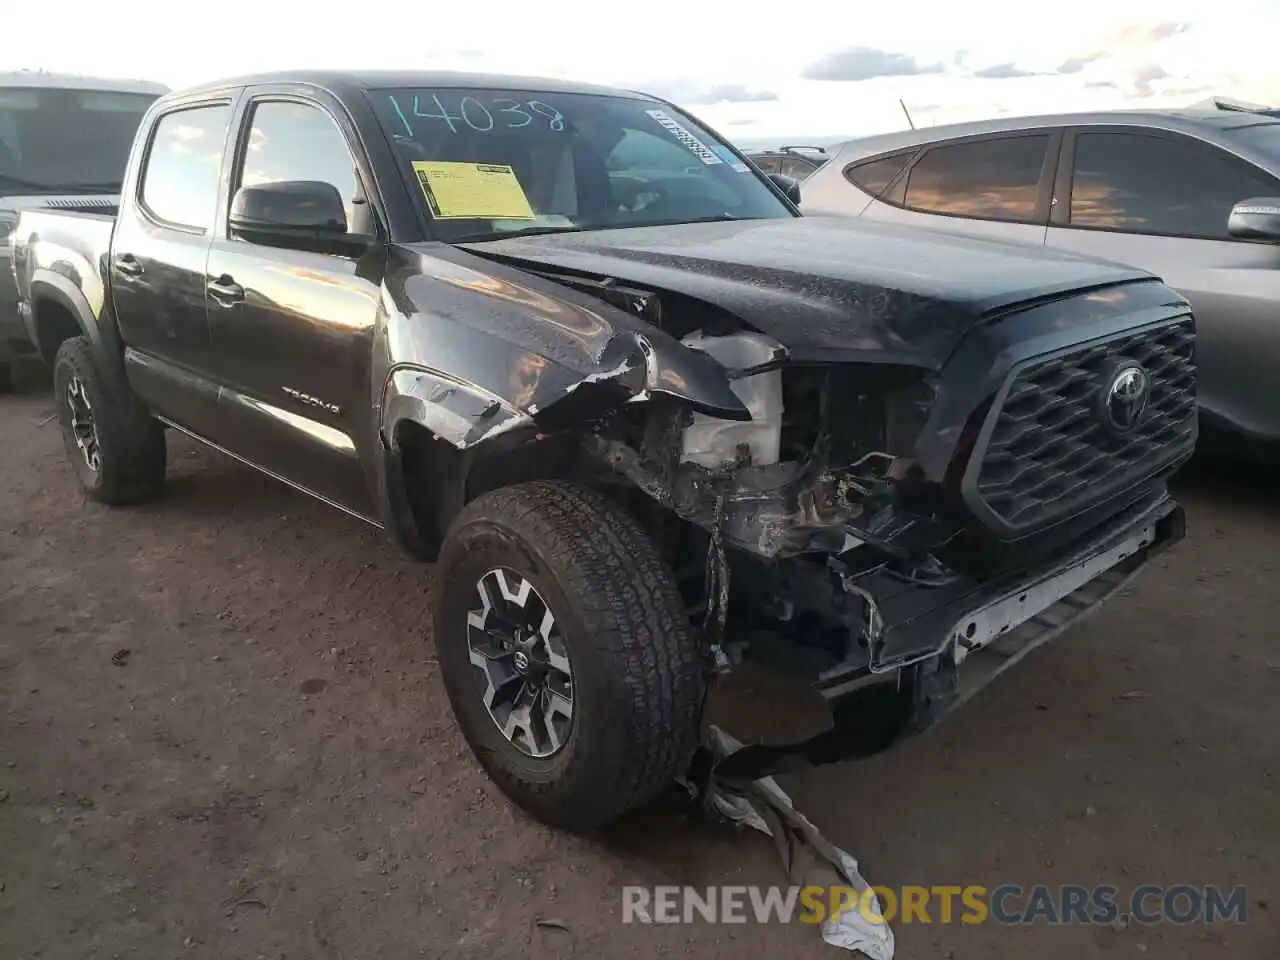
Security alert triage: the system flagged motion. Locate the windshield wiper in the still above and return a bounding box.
[454,214,754,244]
[453,223,586,242]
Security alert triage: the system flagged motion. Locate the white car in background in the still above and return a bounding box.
[1,72,167,392]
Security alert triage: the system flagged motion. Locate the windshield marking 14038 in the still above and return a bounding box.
[373,87,793,241]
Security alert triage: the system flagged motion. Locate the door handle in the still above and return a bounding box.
[207,276,245,304]
[112,254,143,277]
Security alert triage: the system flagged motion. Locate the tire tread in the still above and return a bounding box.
[437,480,703,829]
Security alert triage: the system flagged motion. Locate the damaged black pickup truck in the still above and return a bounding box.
[10,70,1195,830]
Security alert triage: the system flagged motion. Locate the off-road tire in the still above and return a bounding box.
[434,480,703,831]
[53,337,166,504]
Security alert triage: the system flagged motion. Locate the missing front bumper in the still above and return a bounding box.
[824,494,1184,689]
[713,496,1185,783]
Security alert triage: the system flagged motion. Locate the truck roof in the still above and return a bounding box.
[170,69,651,102]
[0,71,168,95]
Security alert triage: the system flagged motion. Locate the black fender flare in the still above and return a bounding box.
[28,270,129,388]
[376,366,537,561]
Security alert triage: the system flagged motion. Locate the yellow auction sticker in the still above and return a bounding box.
[411,161,535,220]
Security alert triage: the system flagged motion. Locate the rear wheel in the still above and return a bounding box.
[53,337,166,504]
[434,480,703,830]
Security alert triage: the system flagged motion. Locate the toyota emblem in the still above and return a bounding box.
[1101,364,1151,434]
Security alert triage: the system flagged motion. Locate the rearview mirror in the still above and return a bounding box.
[767,172,802,207]
[1228,197,1280,242]
[230,180,371,254]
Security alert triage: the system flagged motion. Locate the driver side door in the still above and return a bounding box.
[202,90,387,520]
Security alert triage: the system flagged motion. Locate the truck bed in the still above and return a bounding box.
[10,208,118,363]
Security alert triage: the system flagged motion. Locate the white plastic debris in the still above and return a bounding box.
[706,726,895,959]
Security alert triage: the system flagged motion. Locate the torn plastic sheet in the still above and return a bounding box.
[705,726,895,959]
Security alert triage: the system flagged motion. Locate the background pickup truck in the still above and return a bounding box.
[0,71,167,392]
[11,69,1195,831]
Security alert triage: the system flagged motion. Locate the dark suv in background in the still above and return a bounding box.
[746,145,830,181]
[0,72,166,392]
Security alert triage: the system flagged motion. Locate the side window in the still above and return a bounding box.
[1069,132,1279,238]
[846,153,912,199]
[904,134,1050,223]
[780,157,818,181]
[237,100,361,228]
[609,128,709,174]
[756,156,782,175]
[140,104,232,231]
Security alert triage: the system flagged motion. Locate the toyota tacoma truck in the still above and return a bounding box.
[10,70,1195,830]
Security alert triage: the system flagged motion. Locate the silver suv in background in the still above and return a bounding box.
[1,72,167,392]
[800,100,1280,448]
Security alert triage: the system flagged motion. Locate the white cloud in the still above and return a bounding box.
[3,0,1279,143]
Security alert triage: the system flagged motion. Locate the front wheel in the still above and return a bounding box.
[433,481,703,831]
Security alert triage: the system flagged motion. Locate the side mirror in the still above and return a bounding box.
[767,172,802,206]
[1228,197,1280,242]
[230,180,371,253]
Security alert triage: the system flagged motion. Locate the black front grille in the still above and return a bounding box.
[971,318,1196,533]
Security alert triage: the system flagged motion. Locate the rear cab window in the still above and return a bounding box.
[369,87,794,242]
[139,104,233,231]
[902,134,1052,223]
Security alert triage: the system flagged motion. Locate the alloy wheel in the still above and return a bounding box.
[465,567,574,758]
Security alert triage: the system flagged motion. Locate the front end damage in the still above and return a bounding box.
[385,242,1197,781]
[535,275,1197,781]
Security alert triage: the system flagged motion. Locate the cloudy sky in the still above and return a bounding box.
[6,0,1280,146]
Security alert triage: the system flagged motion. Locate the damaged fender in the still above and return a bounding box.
[379,243,751,456]
[374,243,752,556]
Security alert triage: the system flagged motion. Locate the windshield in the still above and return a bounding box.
[0,87,158,197]
[1230,124,1280,168]
[371,87,795,242]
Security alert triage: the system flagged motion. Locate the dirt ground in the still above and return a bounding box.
[1,368,1277,960]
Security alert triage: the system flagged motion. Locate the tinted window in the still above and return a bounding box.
[140,104,231,230]
[238,100,361,227]
[607,128,740,210]
[846,153,911,198]
[779,156,821,181]
[370,88,791,242]
[0,87,159,197]
[1070,132,1280,238]
[904,135,1049,222]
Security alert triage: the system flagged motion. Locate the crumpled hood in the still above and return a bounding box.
[462,216,1152,367]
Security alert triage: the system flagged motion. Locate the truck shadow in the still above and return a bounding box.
[1171,449,1280,518]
